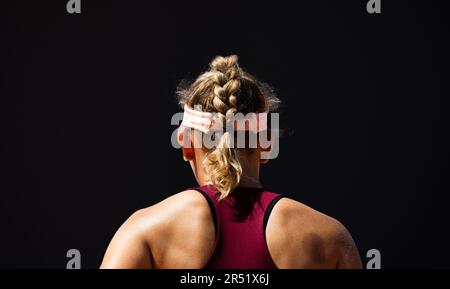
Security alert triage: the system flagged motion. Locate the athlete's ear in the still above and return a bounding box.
[258,130,273,165]
[182,147,195,162]
[177,127,185,147]
[178,127,195,162]
[259,145,271,164]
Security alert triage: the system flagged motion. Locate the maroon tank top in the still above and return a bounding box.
[191,184,284,269]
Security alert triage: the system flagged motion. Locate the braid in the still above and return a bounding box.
[209,55,242,127]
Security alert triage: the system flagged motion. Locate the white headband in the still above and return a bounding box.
[180,105,268,134]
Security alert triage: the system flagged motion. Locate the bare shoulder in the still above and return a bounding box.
[101,190,215,268]
[266,197,362,269]
[129,189,213,233]
[270,197,347,240]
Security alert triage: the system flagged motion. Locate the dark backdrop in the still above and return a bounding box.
[0,0,447,268]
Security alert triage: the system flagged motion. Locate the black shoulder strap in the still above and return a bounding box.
[191,188,218,235]
[263,195,285,239]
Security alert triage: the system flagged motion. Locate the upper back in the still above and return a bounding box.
[102,187,361,269]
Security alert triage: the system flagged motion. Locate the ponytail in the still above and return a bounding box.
[203,132,242,200]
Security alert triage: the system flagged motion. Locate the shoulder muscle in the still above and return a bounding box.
[266,197,362,269]
[100,190,215,269]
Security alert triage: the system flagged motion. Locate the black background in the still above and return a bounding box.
[0,0,447,268]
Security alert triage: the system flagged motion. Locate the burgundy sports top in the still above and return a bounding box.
[191,184,284,269]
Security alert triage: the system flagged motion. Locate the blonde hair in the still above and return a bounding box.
[177,55,280,200]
